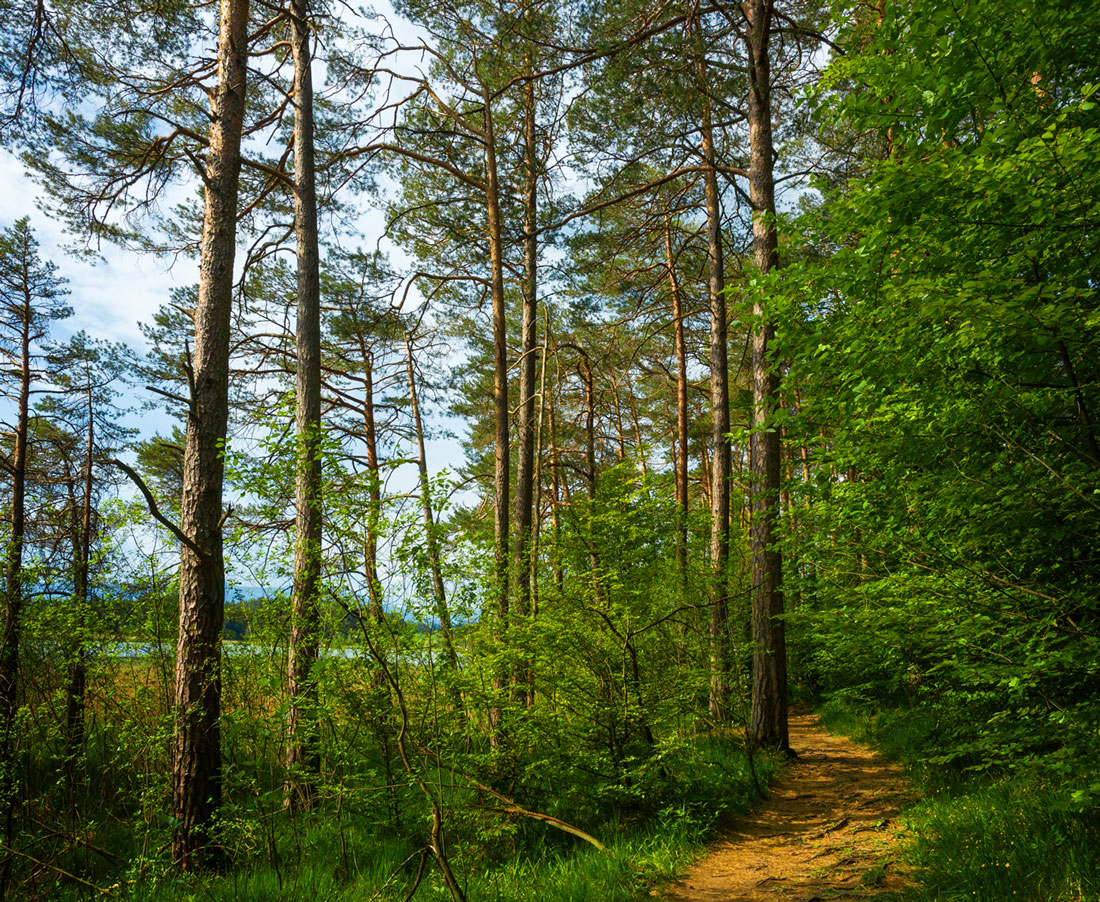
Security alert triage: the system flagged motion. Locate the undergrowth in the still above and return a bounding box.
[38,734,775,902]
[819,699,1100,902]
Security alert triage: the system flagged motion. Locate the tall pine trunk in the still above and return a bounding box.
[745,0,789,751]
[285,0,324,813]
[171,0,249,866]
[0,290,32,888]
[530,321,550,621]
[511,68,539,707]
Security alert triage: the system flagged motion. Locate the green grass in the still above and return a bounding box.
[906,782,1100,902]
[818,698,1100,902]
[36,735,777,902]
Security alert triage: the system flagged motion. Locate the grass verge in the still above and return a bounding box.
[818,699,1100,902]
[39,735,777,902]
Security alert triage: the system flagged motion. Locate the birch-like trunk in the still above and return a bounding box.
[694,20,732,722]
[513,73,539,625]
[405,336,458,670]
[664,215,690,598]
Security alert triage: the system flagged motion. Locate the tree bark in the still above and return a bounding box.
[171,0,249,866]
[484,88,510,743]
[1058,338,1100,468]
[745,0,789,751]
[513,71,539,625]
[0,279,32,881]
[576,348,601,588]
[511,68,539,708]
[695,20,732,723]
[285,0,324,814]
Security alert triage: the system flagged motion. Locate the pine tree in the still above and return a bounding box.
[0,217,71,886]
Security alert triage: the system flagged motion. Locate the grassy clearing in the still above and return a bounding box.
[819,701,1100,902]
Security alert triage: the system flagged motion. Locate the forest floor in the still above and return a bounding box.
[662,713,914,901]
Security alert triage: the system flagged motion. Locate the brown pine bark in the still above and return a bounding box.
[577,348,601,587]
[285,0,324,813]
[0,280,33,879]
[745,0,789,751]
[626,380,647,478]
[560,341,600,589]
[171,0,249,866]
[581,355,596,500]
[610,373,627,461]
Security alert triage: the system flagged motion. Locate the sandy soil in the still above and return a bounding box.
[662,714,913,901]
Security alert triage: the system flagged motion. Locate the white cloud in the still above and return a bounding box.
[0,149,196,350]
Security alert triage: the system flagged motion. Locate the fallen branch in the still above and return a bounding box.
[468,804,607,852]
[417,747,607,852]
[0,843,110,894]
[26,817,125,864]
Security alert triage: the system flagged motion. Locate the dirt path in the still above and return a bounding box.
[663,714,913,901]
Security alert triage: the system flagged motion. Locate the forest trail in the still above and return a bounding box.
[663,714,913,901]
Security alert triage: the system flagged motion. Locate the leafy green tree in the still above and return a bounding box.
[785,0,1100,783]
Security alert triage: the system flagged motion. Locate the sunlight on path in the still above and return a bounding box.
[663,714,913,901]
